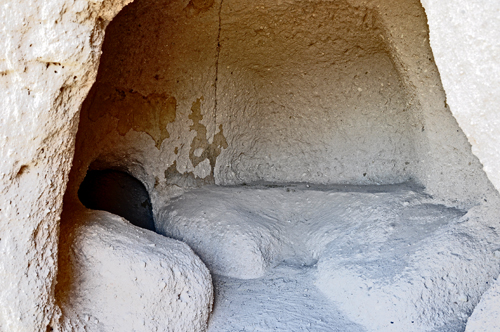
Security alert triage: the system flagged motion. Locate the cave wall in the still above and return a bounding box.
[69,0,419,202]
[0,0,132,330]
[67,0,495,210]
[66,0,221,206]
[0,0,499,330]
[354,0,497,207]
[420,0,500,195]
[215,0,417,185]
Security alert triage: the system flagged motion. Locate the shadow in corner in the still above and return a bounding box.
[78,169,156,232]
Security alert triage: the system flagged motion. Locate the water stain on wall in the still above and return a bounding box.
[164,160,214,187]
[86,84,177,149]
[188,97,228,172]
[184,0,215,16]
[159,97,227,187]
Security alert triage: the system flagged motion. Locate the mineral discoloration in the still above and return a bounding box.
[184,0,216,16]
[189,98,228,173]
[164,160,214,187]
[86,83,177,149]
[68,0,495,209]
[64,0,221,204]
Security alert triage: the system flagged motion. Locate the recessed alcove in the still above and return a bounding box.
[78,169,156,231]
[77,0,420,188]
[56,0,500,331]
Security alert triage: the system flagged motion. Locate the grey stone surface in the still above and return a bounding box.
[56,209,213,332]
[466,276,500,332]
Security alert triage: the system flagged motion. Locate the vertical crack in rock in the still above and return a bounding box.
[213,0,224,124]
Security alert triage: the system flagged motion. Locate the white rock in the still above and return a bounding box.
[56,209,213,332]
[421,0,500,195]
[465,276,500,332]
[1,0,500,329]
[155,184,489,288]
[156,187,285,279]
[0,0,132,330]
[316,201,500,332]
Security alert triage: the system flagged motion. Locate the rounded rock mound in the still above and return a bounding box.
[57,209,213,332]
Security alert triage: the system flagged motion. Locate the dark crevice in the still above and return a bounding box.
[78,169,156,231]
[213,0,223,125]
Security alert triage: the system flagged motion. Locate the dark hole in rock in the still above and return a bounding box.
[78,169,156,232]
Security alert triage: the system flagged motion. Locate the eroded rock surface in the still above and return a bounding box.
[421,0,500,193]
[0,0,132,330]
[1,0,500,329]
[68,181,493,330]
[465,275,500,332]
[317,199,500,332]
[155,185,500,330]
[56,209,213,332]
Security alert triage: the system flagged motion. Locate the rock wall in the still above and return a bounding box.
[65,0,221,206]
[215,0,415,185]
[66,0,496,210]
[420,0,500,196]
[465,275,500,332]
[0,1,131,331]
[366,0,497,206]
[0,0,499,330]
